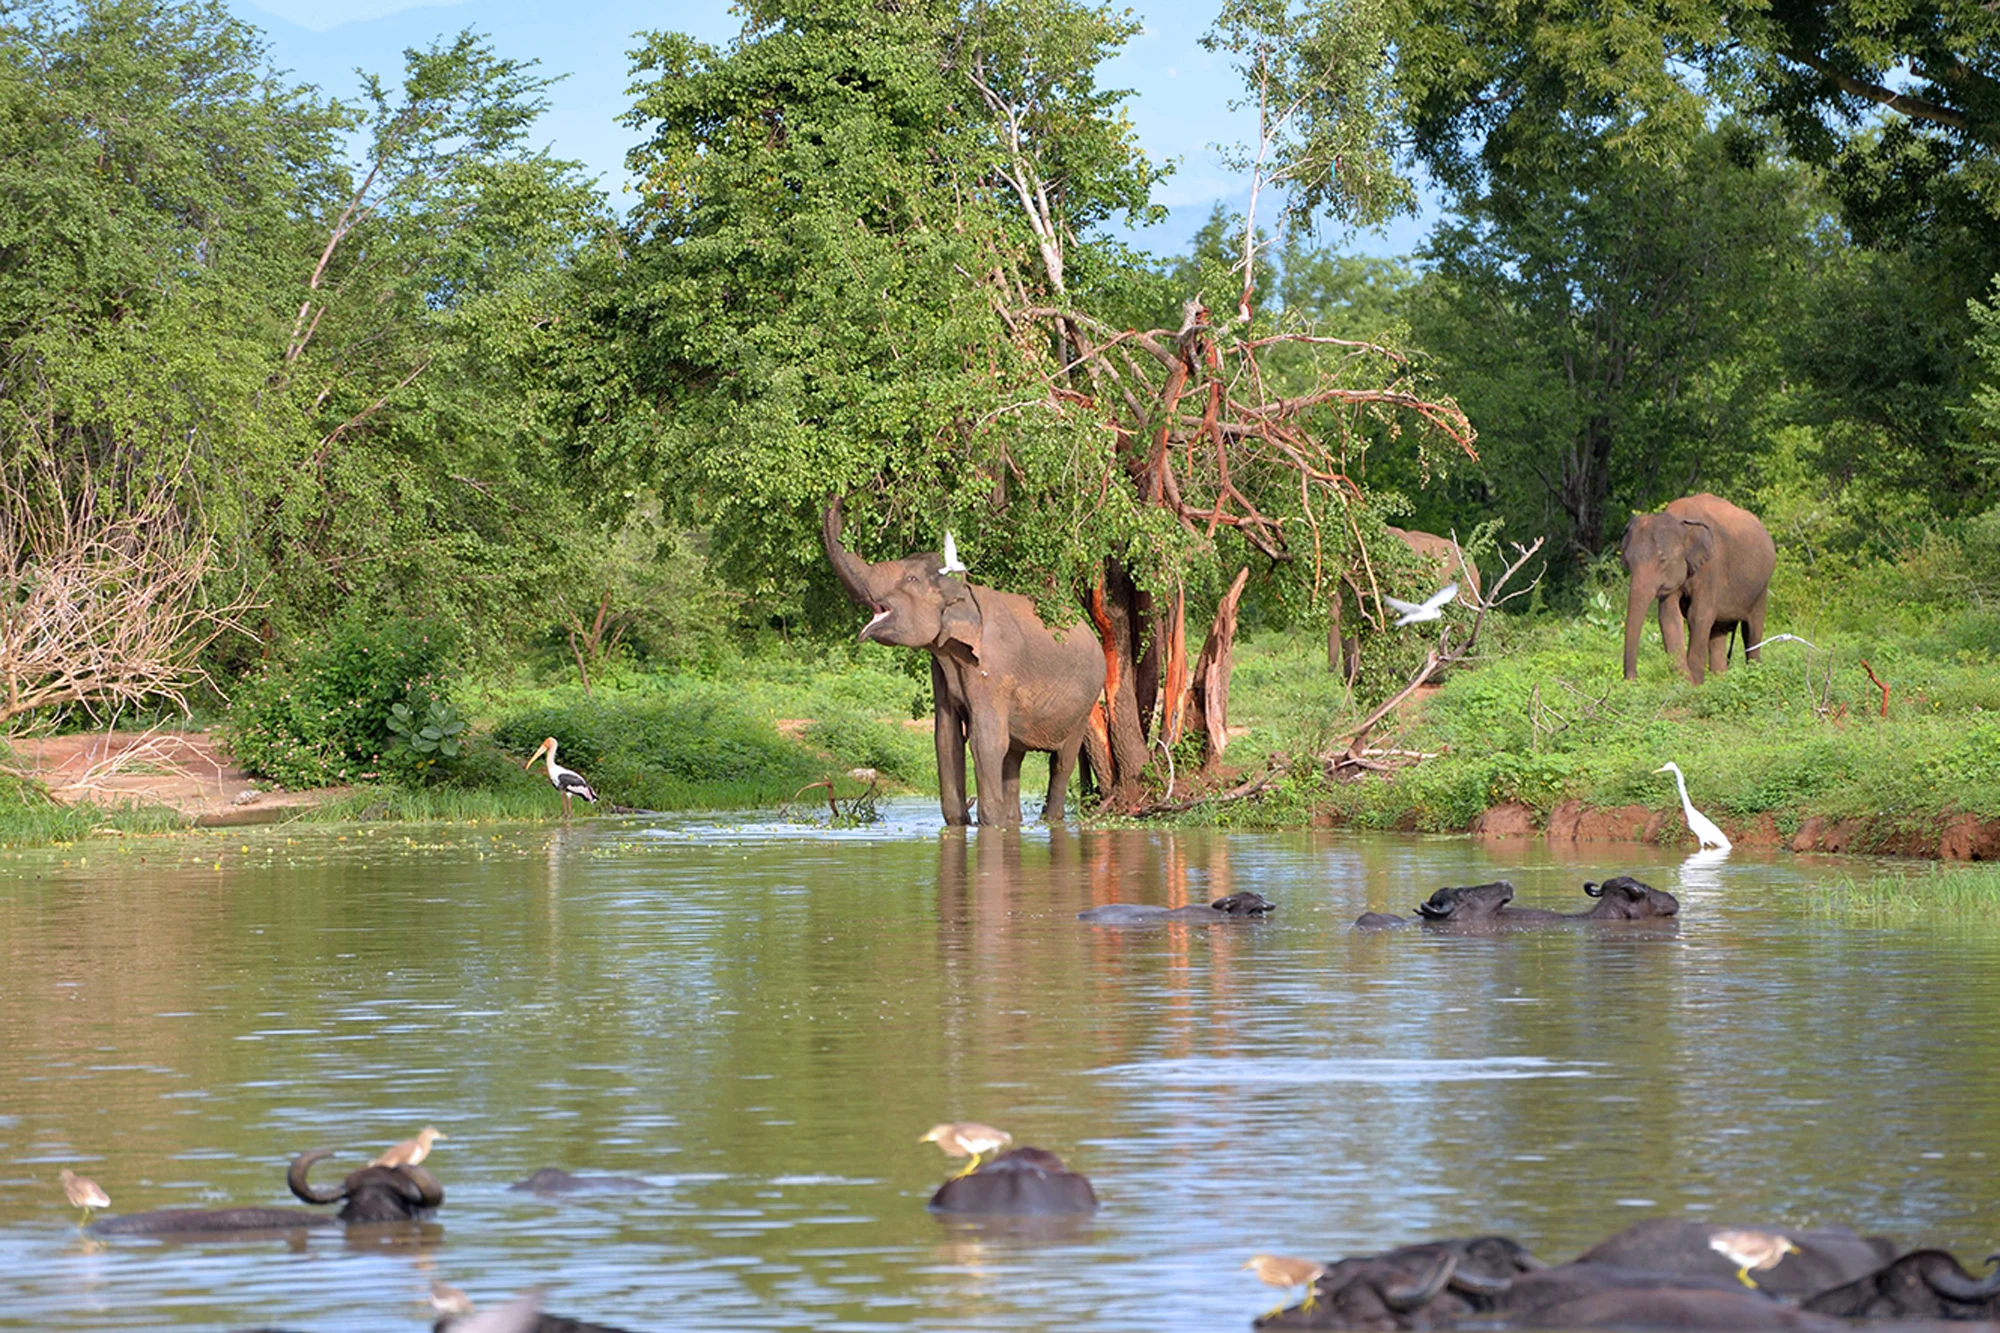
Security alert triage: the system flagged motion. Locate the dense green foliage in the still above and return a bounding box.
[220,618,460,788]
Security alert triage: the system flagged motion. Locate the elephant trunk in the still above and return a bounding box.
[1622,579,1652,680]
[821,499,878,607]
[287,1149,345,1205]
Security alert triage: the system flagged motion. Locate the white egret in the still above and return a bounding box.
[1655,761,1731,851]
[1384,583,1458,627]
[525,737,597,817]
[938,531,967,575]
[1747,633,1818,652]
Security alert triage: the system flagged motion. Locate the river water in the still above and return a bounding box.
[2,805,1996,1331]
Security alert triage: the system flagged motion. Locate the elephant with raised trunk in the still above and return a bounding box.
[1621,494,1776,684]
[822,501,1102,825]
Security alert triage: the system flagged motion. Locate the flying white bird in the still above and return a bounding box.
[1656,761,1732,851]
[1383,583,1458,627]
[1747,633,1818,652]
[939,531,968,575]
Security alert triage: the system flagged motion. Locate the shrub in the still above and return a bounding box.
[222,617,460,788]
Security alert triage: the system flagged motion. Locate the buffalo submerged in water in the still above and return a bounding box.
[90,1149,443,1236]
[1247,1218,1997,1330]
[1354,877,1679,931]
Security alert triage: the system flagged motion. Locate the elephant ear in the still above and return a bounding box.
[937,580,983,661]
[1680,519,1717,573]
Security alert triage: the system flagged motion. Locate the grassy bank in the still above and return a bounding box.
[1208,544,2000,850]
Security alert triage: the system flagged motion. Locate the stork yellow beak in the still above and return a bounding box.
[524,741,546,770]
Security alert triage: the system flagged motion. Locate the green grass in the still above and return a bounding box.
[1200,542,2000,846]
[1808,864,2000,923]
[0,772,188,846]
[435,642,939,816]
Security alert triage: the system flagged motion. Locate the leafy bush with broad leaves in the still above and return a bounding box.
[222,618,461,788]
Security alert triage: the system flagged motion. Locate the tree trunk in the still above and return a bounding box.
[1188,567,1250,770]
[1087,559,1153,810]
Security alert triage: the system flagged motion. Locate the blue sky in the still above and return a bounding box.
[226,0,1434,259]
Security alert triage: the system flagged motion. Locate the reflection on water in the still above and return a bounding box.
[1,806,1996,1331]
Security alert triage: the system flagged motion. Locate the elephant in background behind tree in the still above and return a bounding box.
[1621,494,1775,684]
[1330,526,1482,679]
[822,501,1102,826]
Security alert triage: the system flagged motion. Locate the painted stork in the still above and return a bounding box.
[526,737,597,816]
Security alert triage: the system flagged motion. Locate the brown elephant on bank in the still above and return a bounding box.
[821,501,1101,826]
[1621,494,1776,684]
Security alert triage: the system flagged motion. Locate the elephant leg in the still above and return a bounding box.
[1708,623,1732,675]
[1044,735,1081,823]
[1002,747,1024,816]
[1656,596,1688,675]
[1685,603,1717,684]
[1745,591,1769,663]
[967,721,1018,826]
[932,660,970,826]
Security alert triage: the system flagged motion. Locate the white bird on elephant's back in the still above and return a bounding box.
[1656,761,1731,851]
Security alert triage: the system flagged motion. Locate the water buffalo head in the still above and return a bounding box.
[287,1148,443,1223]
[1211,891,1275,915]
[1803,1249,2000,1317]
[1414,881,1515,922]
[1581,876,1680,919]
[1290,1251,1471,1330]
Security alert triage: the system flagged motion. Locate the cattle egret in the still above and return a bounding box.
[1710,1230,1800,1287]
[59,1169,109,1227]
[939,531,968,575]
[1655,761,1732,851]
[525,737,597,818]
[1384,583,1458,627]
[371,1126,446,1169]
[919,1122,1012,1179]
[1244,1254,1326,1317]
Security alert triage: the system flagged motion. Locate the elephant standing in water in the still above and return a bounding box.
[822,502,1101,825]
[1621,494,1776,684]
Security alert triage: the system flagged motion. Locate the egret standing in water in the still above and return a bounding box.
[525,737,597,817]
[371,1126,446,1169]
[919,1122,1011,1179]
[1243,1254,1325,1317]
[1384,583,1458,627]
[59,1170,109,1227]
[1656,761,1732,851]
[1709,1229,1799,1287]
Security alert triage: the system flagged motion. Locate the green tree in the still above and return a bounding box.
[1409,123,1818,564]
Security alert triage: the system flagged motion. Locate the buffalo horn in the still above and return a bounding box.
[286,1148,345,1205]
[1383,1252,1458,1311]
[1582,881,1604,897]
[1446,1266,1515,1297]
[1924,1253,2000,1302]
